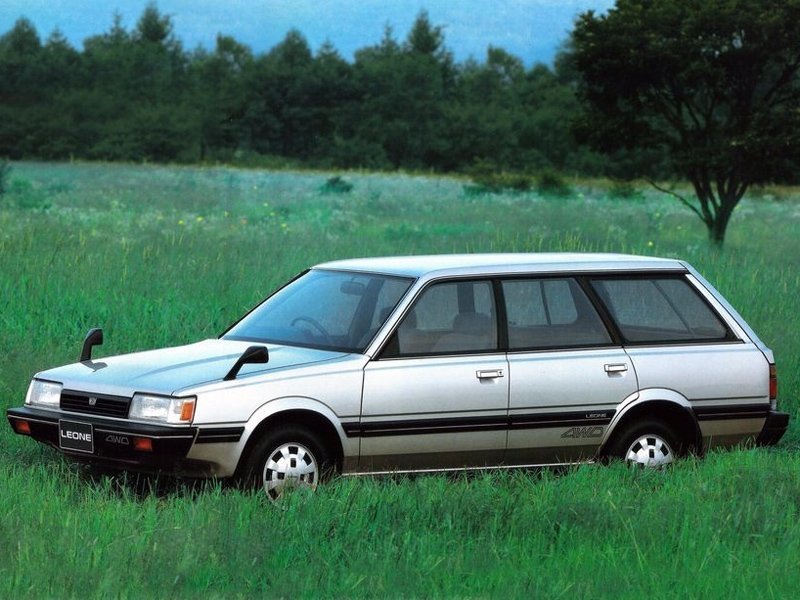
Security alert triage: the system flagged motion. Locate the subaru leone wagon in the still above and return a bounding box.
[7,253,789,499]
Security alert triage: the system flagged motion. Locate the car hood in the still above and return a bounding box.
[37,338,351,397]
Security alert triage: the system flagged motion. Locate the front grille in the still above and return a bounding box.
[60,391,131,418]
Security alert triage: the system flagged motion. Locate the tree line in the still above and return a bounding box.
[0,4,657,178]
[3,1,799,245]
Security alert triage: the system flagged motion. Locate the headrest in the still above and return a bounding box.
[453,312,492,335]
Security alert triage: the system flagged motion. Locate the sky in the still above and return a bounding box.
[0,0,615,66]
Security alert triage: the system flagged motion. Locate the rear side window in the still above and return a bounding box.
[502,278,612,350]
[590,276,732,344]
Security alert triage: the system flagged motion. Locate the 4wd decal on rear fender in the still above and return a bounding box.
[561,426,604,439]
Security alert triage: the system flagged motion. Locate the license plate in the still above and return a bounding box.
[59,420,94,454]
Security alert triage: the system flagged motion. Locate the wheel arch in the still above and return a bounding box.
[600,390,702,458]
[235,398,348,478]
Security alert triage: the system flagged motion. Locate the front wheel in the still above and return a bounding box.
[606,420,684,468]
[240,425,333,500]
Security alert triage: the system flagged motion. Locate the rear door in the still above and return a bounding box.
[589,274,770,449]
[503,277,638,464]
[360,278,509,471]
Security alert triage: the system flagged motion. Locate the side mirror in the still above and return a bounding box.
[224,345,269,381]
[80,328,104,362]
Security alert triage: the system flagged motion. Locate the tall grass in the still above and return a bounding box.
[2,452,798,597]
[1,162,798,596]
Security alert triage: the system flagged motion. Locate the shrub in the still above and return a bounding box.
[5,178,51,210]
[0,158,10,196]
[320,176,354,195]
[467,160,533,194]
[609,179,641,199]
[536,169,572,197]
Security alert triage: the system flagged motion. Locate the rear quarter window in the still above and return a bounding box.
[590,276,733,344]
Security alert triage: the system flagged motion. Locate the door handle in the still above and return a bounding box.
[604,363,628,373]
[476,369,504,379]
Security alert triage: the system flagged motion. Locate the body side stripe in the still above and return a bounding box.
[342,410,616,438]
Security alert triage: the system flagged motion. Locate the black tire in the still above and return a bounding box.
[605,419,685,468]
[239,425,334,500]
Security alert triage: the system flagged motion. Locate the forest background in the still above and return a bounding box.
[0,4,704,180]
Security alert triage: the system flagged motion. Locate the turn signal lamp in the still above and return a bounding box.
[133,437,153,452]
[180,399,196,422]
[14,420,31,435]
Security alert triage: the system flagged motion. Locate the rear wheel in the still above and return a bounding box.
[241,425,333,500]
[606,420,684,468]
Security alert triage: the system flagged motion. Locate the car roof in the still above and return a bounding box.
[315,253,687,279]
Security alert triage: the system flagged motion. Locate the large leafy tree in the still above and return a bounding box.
[571,0,800,244]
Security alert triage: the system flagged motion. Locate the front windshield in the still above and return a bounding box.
[223,269,414,353]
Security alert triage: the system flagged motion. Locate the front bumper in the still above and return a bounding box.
[756,410,790,446]
[6,406,213,476]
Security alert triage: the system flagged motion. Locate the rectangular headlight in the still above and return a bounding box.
[25,380,62,408]
[129,394,196,424]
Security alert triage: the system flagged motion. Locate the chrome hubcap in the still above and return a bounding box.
[262,443,319,500]
[625,434,674,468]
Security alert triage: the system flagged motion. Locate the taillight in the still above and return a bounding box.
[769,364,778,401]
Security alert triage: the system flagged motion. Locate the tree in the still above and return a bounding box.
[0,17,42,104]
[190,35,252,159]
[517,63,583,172]
[347,12,456,169]
[571,0,800,245]
[131,3,187,104]
[244,30,316,157]
[447,50,523,170]
[78,6,196,161]
[0,18,43,157]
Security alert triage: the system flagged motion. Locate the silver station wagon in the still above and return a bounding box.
[7,253,789,498]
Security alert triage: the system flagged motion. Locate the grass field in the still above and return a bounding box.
[1,161,799,597]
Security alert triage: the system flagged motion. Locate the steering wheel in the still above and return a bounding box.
[290,316,332,343]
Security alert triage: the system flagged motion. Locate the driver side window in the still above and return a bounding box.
[383,280,497,357]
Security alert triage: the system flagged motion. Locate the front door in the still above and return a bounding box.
[360,278,509,471]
